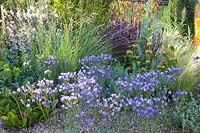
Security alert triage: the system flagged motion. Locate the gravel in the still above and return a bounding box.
[0,109,184,133]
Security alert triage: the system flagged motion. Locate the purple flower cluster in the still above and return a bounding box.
[114,68,185,117]
[74,110,96,128]
[57,54,189,118]
[58,70,103,109]
[78,54,118,80]
[97,93,127,117]
[82,65,112,79]
[37,54,191,120]
[79,54,116,66]
[166,67,182,75]
[16,78,58,107]
[116,70,176,93]
[45,55,57,69]
[7,53,190,128]
[127,96,166,117]
[171,91,188,102]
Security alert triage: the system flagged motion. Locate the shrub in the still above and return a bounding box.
[104,19,140,56]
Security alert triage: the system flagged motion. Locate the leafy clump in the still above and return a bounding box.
[171,95,200,132]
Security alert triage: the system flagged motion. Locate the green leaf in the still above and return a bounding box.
[32,112,39,120]
[5,104,10,113]
[1,116,9,121]
[3,64,9,69]
[72,99,78,105]
[22,118,27,127]
[8,112,20,127]
[0,61,3,66]
[25,107,32,114]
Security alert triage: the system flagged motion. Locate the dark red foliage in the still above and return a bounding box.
[104,19,140,56]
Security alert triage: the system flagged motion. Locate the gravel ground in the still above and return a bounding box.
[0,109,184,133]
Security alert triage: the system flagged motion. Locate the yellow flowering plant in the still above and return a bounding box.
[193,3,200,47]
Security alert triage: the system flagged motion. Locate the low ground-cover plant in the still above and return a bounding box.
[56,54,188,130]
[0,54,189,130]
[0,78,58,129]
[170,93,200,132]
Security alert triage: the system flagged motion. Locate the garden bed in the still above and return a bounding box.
[0,0,200,133]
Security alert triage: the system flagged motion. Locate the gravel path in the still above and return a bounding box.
[0,109,184,133]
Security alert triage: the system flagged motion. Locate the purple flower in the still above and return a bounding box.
[45,55,57,69]
[198,83,200,88]
[166,67,182,74]
[193,56,200,61]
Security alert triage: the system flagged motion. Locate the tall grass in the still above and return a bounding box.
[29,21,109,81]
[161,8,200,93]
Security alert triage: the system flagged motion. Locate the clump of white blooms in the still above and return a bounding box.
[1,2,58,43]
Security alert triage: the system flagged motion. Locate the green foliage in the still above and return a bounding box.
[29,22,108,82]
[163,0,197,36]
[0,0,199,131]
[0,54,47,88]
[0,85,57,129]
[0,60,22,88]
[125,37,177,73]
[52,0,108,26]
[159,8,200,93]
[1,1,110,84]
[171,94,200,132]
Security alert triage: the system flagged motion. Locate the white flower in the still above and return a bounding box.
[17,88,21,92]
[26,104,30,108]
[44,69,51,74]
[20,99,25,105]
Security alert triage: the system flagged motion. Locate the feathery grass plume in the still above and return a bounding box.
[193,3,200,47]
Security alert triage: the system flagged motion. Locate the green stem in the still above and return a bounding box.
[12,95,23,119]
